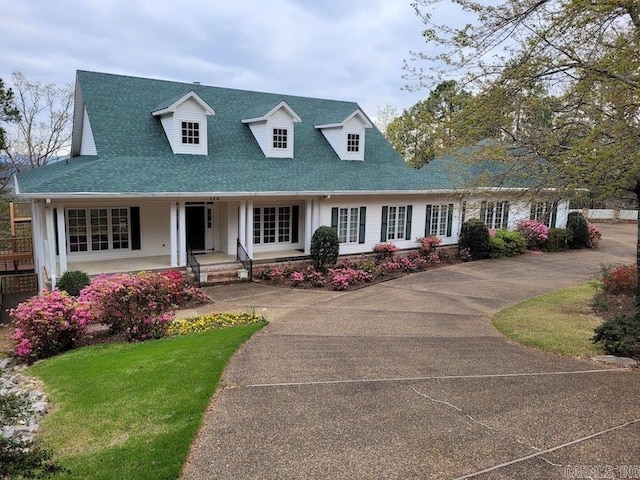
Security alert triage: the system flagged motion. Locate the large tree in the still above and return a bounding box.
[2,72,73,177]
[386,80,471,167]
[0,78,20,152]
[407,0,640,295]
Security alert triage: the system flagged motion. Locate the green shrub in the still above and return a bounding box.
[494,229,526,257]
[545,228,570,252]
[566,211,589,249]
[310,226,339,271]
[489,236,506,259]
[459,219,490,260]
[592,313,640,358]
[57,270,90,296]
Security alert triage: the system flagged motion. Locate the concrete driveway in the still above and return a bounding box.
[182,223,639,480]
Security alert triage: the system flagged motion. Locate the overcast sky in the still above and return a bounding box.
[0,0,442,118]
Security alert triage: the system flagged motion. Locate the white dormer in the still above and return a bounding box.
[242,101,301,159]
[314,109,372,161]
[152,91,215,155]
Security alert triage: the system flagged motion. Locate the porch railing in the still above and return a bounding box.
[236,238,253,281]
[186,245,202,287]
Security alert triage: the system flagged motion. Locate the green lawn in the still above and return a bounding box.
[492,283,605,357]
[28,323,265,480]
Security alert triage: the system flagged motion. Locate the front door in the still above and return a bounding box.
[186,205,205,251]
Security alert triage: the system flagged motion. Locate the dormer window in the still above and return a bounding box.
[152,91,214,155]
[273,128,288,149]
[182,122,200,145]
[242,100,301,159]
[315,109,372,161]
[347,133,360,153]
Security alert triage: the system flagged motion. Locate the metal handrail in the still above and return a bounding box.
[236,238,253,281]
[187,245,202,287]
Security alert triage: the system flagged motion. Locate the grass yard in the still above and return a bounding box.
[28,323,265,480]
[492,283,605,357]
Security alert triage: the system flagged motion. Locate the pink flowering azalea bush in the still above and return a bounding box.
[587,223,601,248]
[78,271,209,342]
[10,290,93,362]
[417,236,441,256]
[373,242,398,260]
[328,268,374,291]
[516,220,549,250]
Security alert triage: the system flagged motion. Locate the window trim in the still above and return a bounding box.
[272,127,288,150]
[331,206,366,244]
[480,200,509,230]
[380,205,412,242]
[181,121,200,145]
[425,203,454,237]
[253,205,295,246]
[66,207,131,254]
[530,201,557,227]
[347,133,360,153]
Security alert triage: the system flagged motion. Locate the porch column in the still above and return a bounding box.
[178,201,187,267]
[56,206,67,275]
[31,202,45,290]
[170,203,178,267]
[44,206,57,288]
[246,200,254,257]
[238,201,247,252]
[304,200,313,254]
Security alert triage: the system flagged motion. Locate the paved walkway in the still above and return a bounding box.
[181,224,639,480]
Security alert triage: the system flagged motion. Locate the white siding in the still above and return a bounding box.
[318,117,366,161]
[79,107,97,156]
[319,127,343,159]
[317,195,464,256]
[342,117,365,161]
[246,108,295,158]
[172,98,208,155]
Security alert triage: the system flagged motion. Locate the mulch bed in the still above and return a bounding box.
[592,292,635,321]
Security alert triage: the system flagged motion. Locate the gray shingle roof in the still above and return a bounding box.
[15,71,528,196]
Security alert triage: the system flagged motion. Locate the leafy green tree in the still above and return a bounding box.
[0,77,20,152]
[407,0,640,296]
[386,80,471,167]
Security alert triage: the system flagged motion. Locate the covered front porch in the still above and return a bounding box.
[29,196,322,289]
[58,249,309,276]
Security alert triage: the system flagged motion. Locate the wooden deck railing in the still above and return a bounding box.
[0,236,34,272]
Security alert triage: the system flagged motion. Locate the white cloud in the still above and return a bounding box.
[0,0,431,114]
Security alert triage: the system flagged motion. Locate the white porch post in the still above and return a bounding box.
[31,202,45,290]
[178,201,187,267]
[170,203,178,267]
[44,206,57,288]
[304,200,313,254]
[56,206,67,275]
[246,200,253,257]
[238,201,247,253]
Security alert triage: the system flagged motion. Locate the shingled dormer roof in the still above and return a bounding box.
[15,70,500,197]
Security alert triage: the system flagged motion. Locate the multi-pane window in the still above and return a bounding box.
[68,209,88,252]
[111,208,130,249]
[181,121,200,144]
[278,207,291,242]
[272,128,288,149]
[483,201,509,230]
[530,201,556,227]
[67,208,130,253]
[347,133,360,152]
[426,204,453,237]
[337,207,360,243]
[387,206,407,240]
[90,209,109,251]
[253,206,292,245]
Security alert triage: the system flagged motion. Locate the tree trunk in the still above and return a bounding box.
[635,183,640,305]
